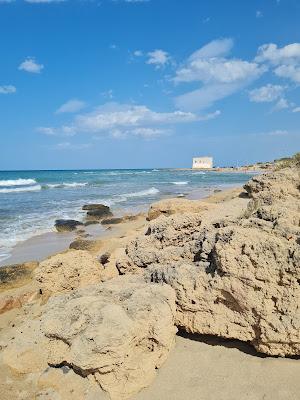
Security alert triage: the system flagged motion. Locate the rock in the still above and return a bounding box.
[54,219,83,232]
[147,198,214,220]
[69,239,97,251]
[101,217,124,225]
[34,250,104,296]
[84,220,99,226]
[2,276,177,400]
[98,252,110,265]
[0,261,38,290]
[83,204,113,220]
[123,167,300,356]
[0,289,38,314]
[42,275,177,400]
[82,204,110,211]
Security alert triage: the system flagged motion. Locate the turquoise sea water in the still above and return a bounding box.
[0,169,255,263]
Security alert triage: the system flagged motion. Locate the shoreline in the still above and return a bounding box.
[0,184,236,268]
[1,165,300,400]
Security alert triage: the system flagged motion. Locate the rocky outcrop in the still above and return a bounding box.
[121,167,300,356]
[147,198,214,220]
[101,215,138,225]
[34,250,104,296]
[2,276,177,400]
[55,219,83,232]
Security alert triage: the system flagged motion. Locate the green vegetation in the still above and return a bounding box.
[274,152,300,170]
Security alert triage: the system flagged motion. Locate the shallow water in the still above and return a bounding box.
[0,168,254,262]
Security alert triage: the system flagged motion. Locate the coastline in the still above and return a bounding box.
[0,184,237,268]
[1,165,299,400]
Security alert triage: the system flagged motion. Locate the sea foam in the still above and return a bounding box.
[0,185,42,193]
[0,178,37,187]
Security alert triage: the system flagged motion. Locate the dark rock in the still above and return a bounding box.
[55,219,83,232]
[0,262,38,289]
[69,239,97,251]
[84,220,99,226]
[82,204,110,211]
[101,217,124,225]
[98,252,110,265]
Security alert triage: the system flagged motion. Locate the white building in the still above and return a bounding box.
[192,156,213,169]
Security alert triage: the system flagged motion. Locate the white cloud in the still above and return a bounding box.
[56,99,86,114]
[256,43,300,65]
[38,102,220,140]
[147,49,170,68]
[18,57,44,73]
[272,98,290,111]
[37,127,56,135]
[274,64,300,83]
[174,38,265,110]
[255,42,300,83]
[292,106,300,113]
[133,50,143,57]
[248,84,285,102]
[0,85,16,94]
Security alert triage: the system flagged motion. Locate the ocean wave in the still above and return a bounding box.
[0,185,42,193]
[45,182,88,189]
[116,187,160,201]
[172,181,189,185]
[0,178,37,187]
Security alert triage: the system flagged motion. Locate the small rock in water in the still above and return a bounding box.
[54,219,83,232]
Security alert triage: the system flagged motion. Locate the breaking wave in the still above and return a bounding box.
[0,178,37,187]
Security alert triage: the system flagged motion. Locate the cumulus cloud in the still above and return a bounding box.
[256,43,300,65]
[0,85,16,94]
[174,38,265,110]
[56,99,86,114]
[272,98,290,111]
[18,57,44,73]
[147,49,170,68]
[37,102,220,140]
[292,106,300,113]
[248,84,285,103]
[256,42,300,83]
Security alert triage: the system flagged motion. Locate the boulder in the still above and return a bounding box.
[122,167,300,356]
[101,215,138,225]
[34,250,104,296]
[147,198,213,220]
[54,219,83,232]
[3,276,177,400]
[69,239,97,251]
[83,204,113,220]
[42,276,177,399]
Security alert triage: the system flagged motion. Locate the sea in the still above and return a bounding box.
[0,169,255,264]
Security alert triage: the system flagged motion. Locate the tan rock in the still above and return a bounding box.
[147,198,214,220]
[34,250,104,296]
[127,167,300,356]
[42,275,177,399]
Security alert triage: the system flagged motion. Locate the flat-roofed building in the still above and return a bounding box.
[192,156,213,169]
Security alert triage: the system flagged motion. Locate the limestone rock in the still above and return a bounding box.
[125,167,300,356]
[147,198,213,220]
[42,276,177,399]
[0,261,38,290]
[34,250,104,296]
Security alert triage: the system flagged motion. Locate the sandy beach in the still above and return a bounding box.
[0,165,299,400]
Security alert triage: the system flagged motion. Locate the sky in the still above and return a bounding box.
[0,0,300,170]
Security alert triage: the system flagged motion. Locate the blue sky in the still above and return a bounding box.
[0,0,300,169]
